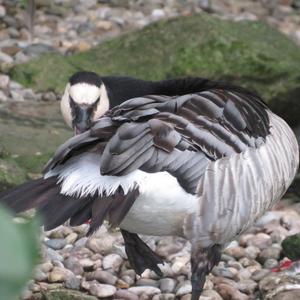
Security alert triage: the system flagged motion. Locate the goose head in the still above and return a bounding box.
[61,71,109,134]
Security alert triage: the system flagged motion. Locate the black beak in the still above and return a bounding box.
[72,105,93,135]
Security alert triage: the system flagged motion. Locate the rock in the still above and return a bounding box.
[0,74,9,90]
[258,246,281,263]
[212,266,236,279]
[42,91,57,102]
[272,290,300,300]
[83,280,117,298]
[0,5,6,18]
[102,253,123,271]
[247,233,272,249]
[0,90,7,101]
[79,258,95,271]
[65,275,81,290]
[11,14,300,126]
[0,51,13,63]
[264,258,279,269]
[236,279,257,294]
[136,278,159,287]
[64,257,84,275]
[44,289,98,300]
[65,232,78,244]
[23,44,58,57]
[86,236,114,254]
[201,290,223,300]
[0,158,27,192]
[48,266,74,283]
[86,270,117,285]
[160,278,176,293]
[45,238,67,250]
[251,269,271,281]
[34,269,48,281]
[114,289,139,300]
[128,286,161,296]
[44,248,64,262]
[10,90,24,101]
[216,283,249,300]
[224,246,245,259]
[176,281,192,296]
[282,233,300,260]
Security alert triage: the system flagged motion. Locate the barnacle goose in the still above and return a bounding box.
[1,72,299,299]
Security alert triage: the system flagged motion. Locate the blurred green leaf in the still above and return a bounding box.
[0,205,40,300]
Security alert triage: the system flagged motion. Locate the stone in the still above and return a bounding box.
[65,232,78,244]
[42,91,57,102]
[128,286,161,296]
[102,253,123,271]
[216,283,249,300]
[224,246,245,259]
[247,233,272,249]
[136,278,159,287]
[212,266,236,279]
[48,266,74,283]
[176,281,192,296]
[251,268,271,281]
[0,51,13,64]
[272,290,300,300]
[160,278,176,293]
[64,257,84,275]
[0,90,8,101]
[258,246,281,263]
[79,258,95,271]
[114,289,139,300]
[45,238,67,250]
[10,90,24,102]
[23,43,57,57]
[86,236,114,254]
[0,74,10,90]
[201,290,223,300]
[44,248,64,262]
[0,5,6,18]
[264,258,279,269]
[84,281,116,298]
[65,275,81,290]
[44,289,98,300]
[86,270,117,285]
[236,279,257,294]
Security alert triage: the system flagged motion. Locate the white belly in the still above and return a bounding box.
[120,172,198,236]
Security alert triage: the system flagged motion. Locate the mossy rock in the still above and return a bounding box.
[0,101,72,188]
[0,158,27,192]
[11,14,300,125]
[282,233,300,260]
[44,289,98,300]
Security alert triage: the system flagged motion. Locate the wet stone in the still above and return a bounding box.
[45,238,67,250]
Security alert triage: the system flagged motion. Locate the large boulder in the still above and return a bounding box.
[10,14,300,125]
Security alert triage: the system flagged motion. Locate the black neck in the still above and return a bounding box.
[101,76,259,107]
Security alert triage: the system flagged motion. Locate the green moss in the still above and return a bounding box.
[282,233,300,260]
[11,14,300,125]
[44,289,98,300]
[0,158,27,192]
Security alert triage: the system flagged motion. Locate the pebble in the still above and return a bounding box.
[114,289,139,300]
[136,278,160,287]
[64,256,84,275]
[86,270,117,285]
[212,266,236,279]
[160,278,176,293]
[0,51,13,63]
[84,281,116,298]
[102,253,123,271]
[48,266,74,283]
[86,236,114,254]
[65,275,81,290]
[45,238,67,250]
[45,247,64,262]
[0,74,9,90]
[128,286,161,296]
[176,281,192,296]
[251,268,271,281]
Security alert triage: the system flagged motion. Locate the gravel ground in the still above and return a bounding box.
[1,1,300,299]
[19,197,300,300]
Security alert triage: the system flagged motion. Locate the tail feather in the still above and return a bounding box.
[0,178,57,213]
[0,177,140,234]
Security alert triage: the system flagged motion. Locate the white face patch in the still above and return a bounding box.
[69,83,101,105]
[60,82,110,129]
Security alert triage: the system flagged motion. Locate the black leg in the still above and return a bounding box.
[191,244,221,300]
[121,229,164,276]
